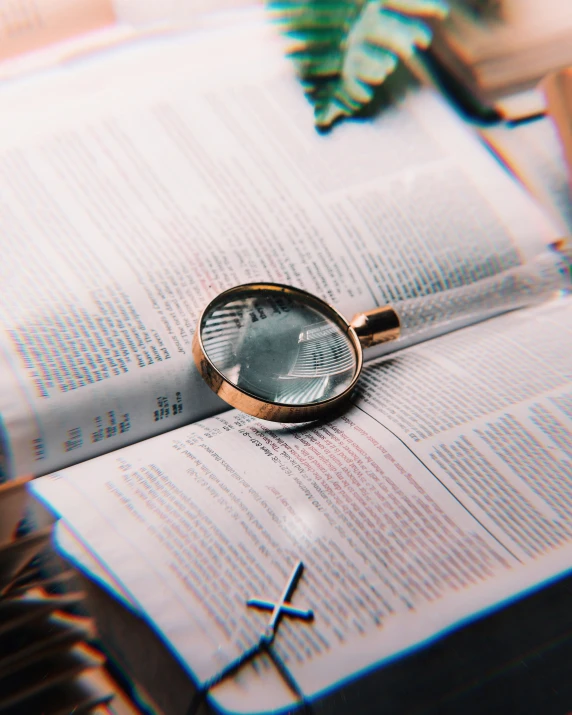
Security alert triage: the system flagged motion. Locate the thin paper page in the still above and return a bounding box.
[32,297,572,712]
[53,521,137,610]
[358,296,572,564]
[0,20,559,479]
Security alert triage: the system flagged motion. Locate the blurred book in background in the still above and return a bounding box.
[0,0,258,82]
[542,67,572,187]
[430,0,572,119]
[0,476,140,714]
[0,0,116,62]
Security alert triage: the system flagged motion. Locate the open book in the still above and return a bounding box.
[1,11,571,715]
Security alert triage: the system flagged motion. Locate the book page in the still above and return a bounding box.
[31,296,572,712]
[0,20,558,479]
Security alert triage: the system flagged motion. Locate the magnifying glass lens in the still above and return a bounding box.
[200,287,358,407]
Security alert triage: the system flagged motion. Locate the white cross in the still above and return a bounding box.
[247,561,314,645]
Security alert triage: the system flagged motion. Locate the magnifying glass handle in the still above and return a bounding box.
[350,238,572,348]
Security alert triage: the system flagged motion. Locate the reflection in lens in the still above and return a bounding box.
[288,321,356,377]
[200,288,358,407]
[200,299,248,368]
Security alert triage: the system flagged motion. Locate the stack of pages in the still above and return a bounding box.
[0,10,571,715]
[430,0,572,118]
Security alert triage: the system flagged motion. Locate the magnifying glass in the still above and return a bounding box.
[192,282,396,423]
[192,241,571,423]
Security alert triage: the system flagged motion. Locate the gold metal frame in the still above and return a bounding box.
[349,305,401,347]
[192,283,364,422]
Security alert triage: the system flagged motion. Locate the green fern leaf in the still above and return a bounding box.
[270,0,449,128]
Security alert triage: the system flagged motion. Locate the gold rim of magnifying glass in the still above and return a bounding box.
[192,283,364,423]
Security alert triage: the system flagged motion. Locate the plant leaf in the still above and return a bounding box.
[269,0,449,129]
